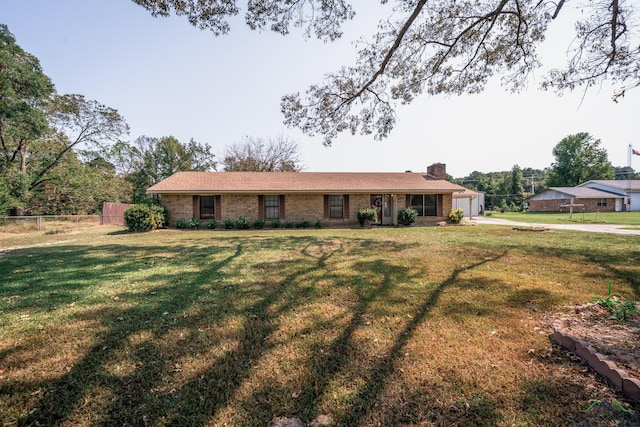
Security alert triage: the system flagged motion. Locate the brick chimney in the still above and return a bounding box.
[427,163,446,180]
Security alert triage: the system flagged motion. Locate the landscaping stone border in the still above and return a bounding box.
[551,318,640,403]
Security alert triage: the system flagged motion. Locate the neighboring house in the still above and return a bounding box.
[577,180,640,212]
[147,163,467,227]
[452,188,485,218]
[528,187,625,212]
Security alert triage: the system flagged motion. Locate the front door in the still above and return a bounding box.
[615,198,622,212]
[382,194,397,225]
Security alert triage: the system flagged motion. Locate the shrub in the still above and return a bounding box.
[296,219,311,229]
[270,219,281,228]
[284,221,294,229]
[223,218,234,229]
[175,218,188,229]
[150,203,168,228]
[397,207,418,226]
[314,219,324,229]
[188,218,201,229]
[448,207,464,223]
[124,204,165,232]
[253,219,265,229]
[357,207,378,227]
[235,216,250,229]
[206,219,218,229]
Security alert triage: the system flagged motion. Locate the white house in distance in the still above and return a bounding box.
[578,180,640,212]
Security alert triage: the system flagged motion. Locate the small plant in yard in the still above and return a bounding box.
[397,207,418,226]
[206,219,218,229]
[593,283,639,321]
[284,221,294,229]
[270,219,281,228]
[314,219,324,229]
[175,218,188,229]
[296,219,311,229]
[188,218,201,229]
[235,217,250,229]
[253,219,265,229]
[223,218,235,229]
[448,207,464,224]
[357,208,378,227]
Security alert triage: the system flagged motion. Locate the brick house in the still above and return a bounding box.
[528,187,625,212]
[147,163,467,227]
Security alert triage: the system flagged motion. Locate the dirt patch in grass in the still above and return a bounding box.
[550,302,640,378]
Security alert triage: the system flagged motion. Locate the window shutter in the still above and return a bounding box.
[323,195,329,219]
[279,195,285,219]
[437,194,443,217]
[214,195,221,219]
[344,194,350,219]
[192,195,199,219]
[258,195,265,220]
[406,194,411,209]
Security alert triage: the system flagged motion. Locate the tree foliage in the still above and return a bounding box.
[133,1,640,145]
[1,25,130,215]
[546,132,614,187]
[116,136,216,203]
[222,135,303,172]
[456,165,546,211]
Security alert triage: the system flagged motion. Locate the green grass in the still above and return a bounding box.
[1,226,638,426]
[489,210,640,226]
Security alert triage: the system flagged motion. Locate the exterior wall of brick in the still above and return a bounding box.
[161,194,193,226]
[160,192,453,227]
[222,194,259,220]
[529,198,618,212]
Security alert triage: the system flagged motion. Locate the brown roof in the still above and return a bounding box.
[147,172,466,194]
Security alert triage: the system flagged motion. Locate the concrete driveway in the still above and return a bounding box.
[471,216,640,236]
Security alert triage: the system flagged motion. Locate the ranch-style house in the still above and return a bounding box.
[147,163,468,227]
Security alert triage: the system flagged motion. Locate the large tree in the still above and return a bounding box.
[546,132,614,187]
[0,24,54,212]
[1,25,130,214]
[133,1,640,145]
[222,135,303,172]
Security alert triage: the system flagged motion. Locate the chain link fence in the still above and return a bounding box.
[0,215,103,232]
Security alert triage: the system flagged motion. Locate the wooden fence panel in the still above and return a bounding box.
[102,202,133,225]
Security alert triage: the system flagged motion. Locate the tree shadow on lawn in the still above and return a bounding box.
[233,250,509,425]
[4,234,417,425]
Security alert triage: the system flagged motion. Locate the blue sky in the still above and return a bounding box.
[3,0,640,178]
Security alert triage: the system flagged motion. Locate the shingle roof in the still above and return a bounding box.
[147,172,466,194]
[579,180,640,191]
[533,187,623,199]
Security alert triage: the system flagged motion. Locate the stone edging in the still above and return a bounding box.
[551,318,640,403]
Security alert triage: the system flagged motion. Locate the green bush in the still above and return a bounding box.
[448,207,464,223]
[176,218,188,229]
[188,218,201,229]
[124,204,165,232]
[270,219,281,228]
[357,207,378,226]
[314,219,324,229]
[397,207,418,226]
[284,221,294,229]
[235,217,250,229]
[253,219,265,229]
[296,219,311,229]
[223,218,234,229]
[206,219,218,229]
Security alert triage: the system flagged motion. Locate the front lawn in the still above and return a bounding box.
[1,226,638,425]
